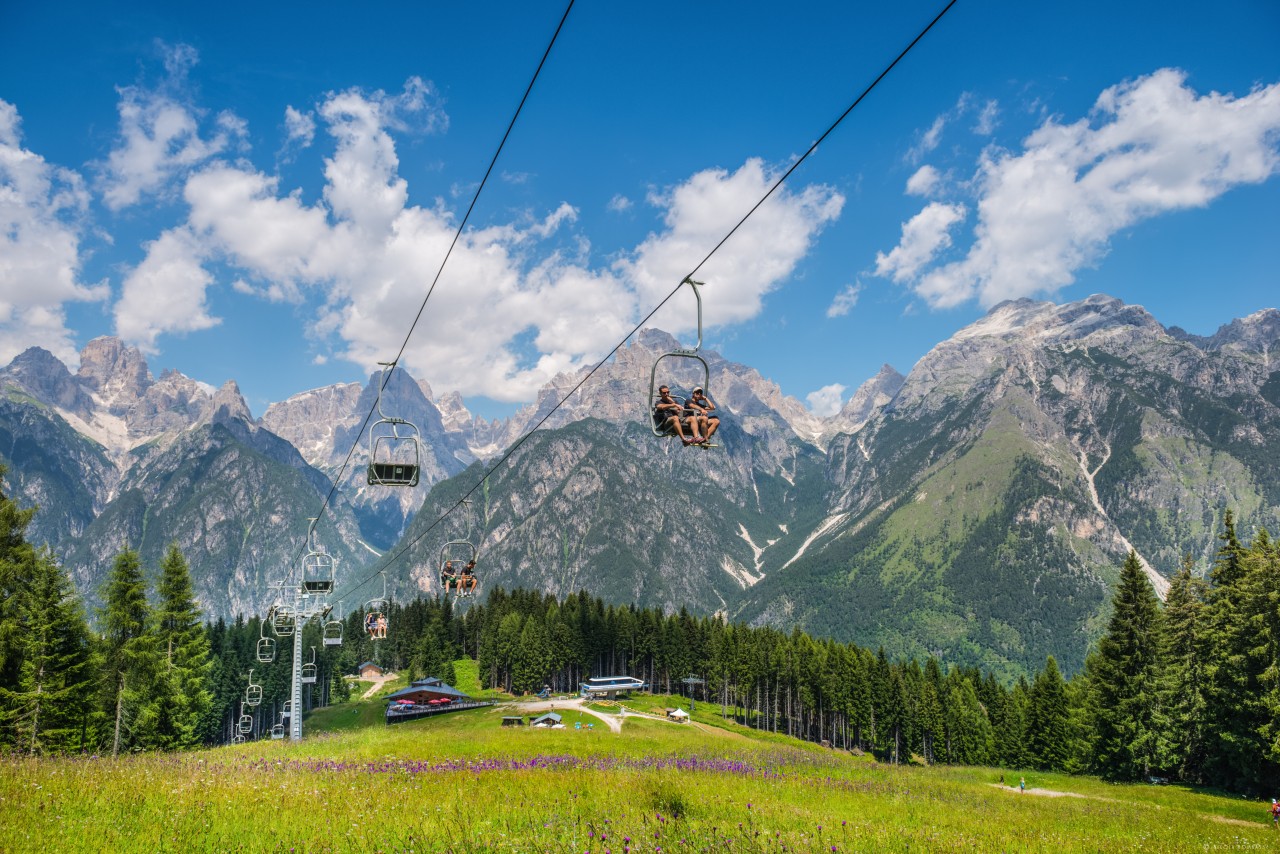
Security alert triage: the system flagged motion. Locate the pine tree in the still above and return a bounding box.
[100,548,159,757]
[1025,656,1071,771]
[150,544,212,749]
[1159,555,1209,781]
[0,549,96,753]
[1201,514,1270,790]
[0,465,39,709]
[1089,551,1165,781]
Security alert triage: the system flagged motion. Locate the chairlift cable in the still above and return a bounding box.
[264,0,577,616]
[328,0,959,603]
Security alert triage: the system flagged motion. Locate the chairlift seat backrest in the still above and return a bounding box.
[368,460,420,486]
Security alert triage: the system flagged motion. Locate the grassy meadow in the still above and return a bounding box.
[1,688,1275,853]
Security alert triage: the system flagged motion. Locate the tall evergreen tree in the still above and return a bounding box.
[0,549,96,753]
[1025,656,1071,771]
[1159,556,1209,781]
[1088,551,1165,781]
[150,544,212,749]
[1201,514,1269,790]
[0,465,39,707]
[100,548,159,757]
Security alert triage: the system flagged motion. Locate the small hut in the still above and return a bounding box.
[501,716,525,727]
[530,712,562,728]
[358,661,385,679]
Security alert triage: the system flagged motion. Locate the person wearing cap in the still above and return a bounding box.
[686,386,719,445]
[654,384,703,445]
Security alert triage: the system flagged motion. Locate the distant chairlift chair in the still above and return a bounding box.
[301,518,336,596]
[367,361,423,487]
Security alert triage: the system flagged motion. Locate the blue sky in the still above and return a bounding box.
[2,0,1278,420]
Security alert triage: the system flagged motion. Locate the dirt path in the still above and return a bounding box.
[989,783,1266,828]
[360,672,398,699]
[507,697,624,733]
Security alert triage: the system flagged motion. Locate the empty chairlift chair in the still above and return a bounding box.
[301,518,336,596]
[256,622,276,664]
[367,361,422,487]
[302,646,318,685]
[245,669,263,707]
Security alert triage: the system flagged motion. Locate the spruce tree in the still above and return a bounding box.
[1089,551,1165,781]
[1,549,96,753]
[151,544,212,749]
[100,548,159,757]
[1159,555,1209,782]
[1025,656,1071,771]
[1201,514,1269,790]
[0,465,39,706]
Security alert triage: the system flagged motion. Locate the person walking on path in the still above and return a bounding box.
[1270,798,1279,827]
[1020,777,1026,793]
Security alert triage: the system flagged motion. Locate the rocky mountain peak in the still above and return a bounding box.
[201,380,254,428]
[830,364,904,435]
[77,336,152,408]
[1204,308,1280,355]
[958,294,1162,345]
[0,347,95,415]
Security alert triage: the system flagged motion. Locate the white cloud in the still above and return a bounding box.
[974,99,999,136]
[114,226,219,351]
[908,115,947,164]
[0,99,106,366]
[618,158,844,338]
[112,82,843,402]
[879,69,1280,309]
[98,43,243,210]
[806,383,846,417]
[826,283,861,318]
[905,165,941,197]
[607,193,632,213]
[874,202,967,283]
[284,106,315,148]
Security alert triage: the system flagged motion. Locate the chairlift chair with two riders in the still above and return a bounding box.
[649,277,718,449]
[367,361,423,487]
[271,603,296,638]
[300,518,335,596]
[302,646,318,685]
[439,540,479,598]
[364,571,389,640]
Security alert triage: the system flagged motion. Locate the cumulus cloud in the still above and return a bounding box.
[879,69,1280,309]
[806,383,846,417]
[618,158,844,338]
[0,99,106,366]
[114,226,219,351]
[874,202,968,283]
[98,43,243,210]
[826,283,861,318]
[607,193,632,213]
[111,74,842,402]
